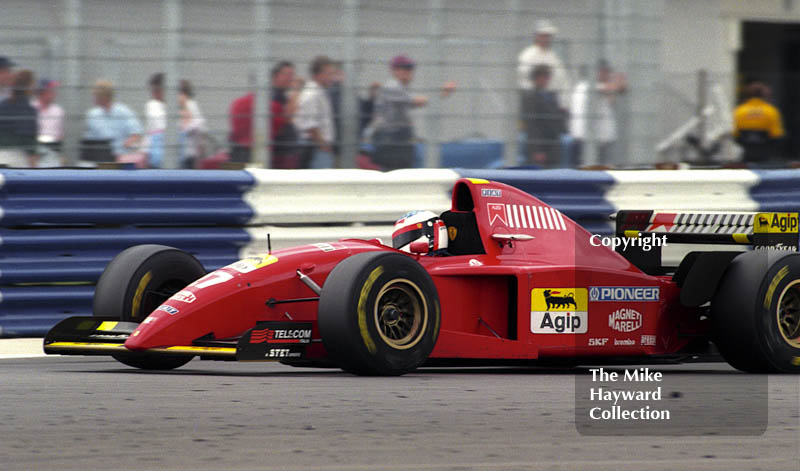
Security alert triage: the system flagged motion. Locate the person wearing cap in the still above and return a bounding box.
[517,20,570,109]
[32,78,64,147]
[0,57,15,101]
[0,69,38,167]
[368,54,455,170]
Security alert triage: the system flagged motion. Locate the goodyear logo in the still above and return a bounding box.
[531,288,588,311]
[754,212,799,234]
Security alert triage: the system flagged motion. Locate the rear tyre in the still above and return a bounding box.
[318,252,440,376]
[711,251,800,373]
[94,244,206,370]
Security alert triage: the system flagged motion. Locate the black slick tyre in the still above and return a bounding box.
[93,244,206,370]
[317,252,441,376]
[711,251,800,373]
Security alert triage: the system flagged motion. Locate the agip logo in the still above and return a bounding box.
[531,288,588,334]
[754,212,799,234]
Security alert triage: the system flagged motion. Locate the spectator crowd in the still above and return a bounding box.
[0,18,786,169]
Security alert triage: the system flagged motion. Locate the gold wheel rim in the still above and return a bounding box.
[777,280,800,348]
[374,279,427,350]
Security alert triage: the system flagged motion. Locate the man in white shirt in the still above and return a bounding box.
[517,20,570,109]
[144,73,166,168]
[294,56,335,168]
[569,60,627,166]
[32,79,64,144]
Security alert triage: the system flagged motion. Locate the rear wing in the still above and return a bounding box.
[612,210,798,273]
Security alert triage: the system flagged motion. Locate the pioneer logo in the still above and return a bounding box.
[590,286,659,302]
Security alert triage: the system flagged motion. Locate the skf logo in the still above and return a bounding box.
[531,288,588,334]
[754,212,799,234]
[589,338,608,346]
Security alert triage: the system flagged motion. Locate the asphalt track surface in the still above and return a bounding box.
[1,356,798,471]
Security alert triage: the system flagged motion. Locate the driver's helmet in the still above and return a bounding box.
[392,210,448,253]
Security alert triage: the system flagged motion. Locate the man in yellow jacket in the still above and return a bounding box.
[733,81,784,164]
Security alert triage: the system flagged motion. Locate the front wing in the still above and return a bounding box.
[43,317,312,362]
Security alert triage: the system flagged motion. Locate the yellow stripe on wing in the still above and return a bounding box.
[151,346,237,356]
[45,342,128,351]
[45,342,236,357]
[96,321,119,331]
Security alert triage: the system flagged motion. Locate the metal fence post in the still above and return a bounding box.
[340,0,359,169]
[252,0,271,169]
[506,0,522,167]
[164,0,182,169]
[426,0,444,168]
[696,68,708,164]
[63,0,82,165]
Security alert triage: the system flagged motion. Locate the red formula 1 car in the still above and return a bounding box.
[44,178,800,374]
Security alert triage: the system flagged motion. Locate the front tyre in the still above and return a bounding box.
[318,252,441,376]
[94,244,206,370]
[712,251,800,373]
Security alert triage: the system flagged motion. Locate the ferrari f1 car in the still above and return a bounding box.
[44,178,800,375]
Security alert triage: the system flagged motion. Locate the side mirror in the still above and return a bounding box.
[409,241,430,254]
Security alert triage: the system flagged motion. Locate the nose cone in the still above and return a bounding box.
[124,310,178,350]
[124,268,253,351]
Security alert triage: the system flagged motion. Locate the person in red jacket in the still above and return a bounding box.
[269,61,301,168]
[228,61,301,168]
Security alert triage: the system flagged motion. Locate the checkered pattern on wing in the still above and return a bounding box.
[650,212,754,234]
